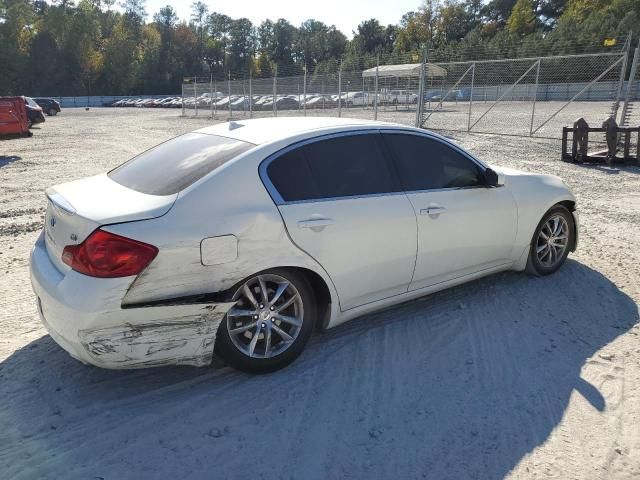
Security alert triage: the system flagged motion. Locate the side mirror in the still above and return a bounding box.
[484,167,504,187]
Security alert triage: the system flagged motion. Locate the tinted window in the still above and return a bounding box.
[267,133,397,201]
[267,148,319,202]
[109,133,254,195]
[384,134,484,191]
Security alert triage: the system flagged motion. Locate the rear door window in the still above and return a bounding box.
[266,133,398,202]
[108,133,254,195]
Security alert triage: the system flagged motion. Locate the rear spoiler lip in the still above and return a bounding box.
[45,188,77,216]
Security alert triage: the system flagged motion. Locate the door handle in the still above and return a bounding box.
[420,206,447,216]
[297,218,335,230]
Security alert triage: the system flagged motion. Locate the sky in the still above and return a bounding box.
[144,0,424,37]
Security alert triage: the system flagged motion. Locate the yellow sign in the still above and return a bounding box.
[603,38,617,47]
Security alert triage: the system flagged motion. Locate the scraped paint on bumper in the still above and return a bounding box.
[30,231,235,369]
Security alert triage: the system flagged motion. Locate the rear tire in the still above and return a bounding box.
[48,108,58,116]
[215,269,316,373]
[526,205,575,276]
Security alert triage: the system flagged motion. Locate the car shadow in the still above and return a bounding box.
[0,260,637,479]
[0,155,21,167]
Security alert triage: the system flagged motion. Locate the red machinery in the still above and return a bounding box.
[0,96,32,137]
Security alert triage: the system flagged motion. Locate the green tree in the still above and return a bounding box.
[507,0,537,36]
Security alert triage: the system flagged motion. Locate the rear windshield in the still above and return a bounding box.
[108,133,254,195]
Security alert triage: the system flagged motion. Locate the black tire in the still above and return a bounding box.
[215,269,316,373]
[526,205,575,276]
[27,119,32,129]
[48,108,58,116]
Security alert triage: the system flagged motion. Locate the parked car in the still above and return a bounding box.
[34,98,62,116]
[30,117,578,374]
[24,97,45,127]
[304,94,336,109]
[385,90,418,105]
[0,96,31,137]
[269,96,299,110]
[342,91,376,107]
[425,89,464,102]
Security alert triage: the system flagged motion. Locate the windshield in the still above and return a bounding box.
[25,97,39,107]
[108,133,255,195]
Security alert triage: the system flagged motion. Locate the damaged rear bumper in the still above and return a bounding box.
[30,232,235,369]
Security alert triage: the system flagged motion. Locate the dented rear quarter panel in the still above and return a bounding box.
[103,141,342,324]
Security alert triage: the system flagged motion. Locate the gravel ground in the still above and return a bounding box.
[0,108,639,479]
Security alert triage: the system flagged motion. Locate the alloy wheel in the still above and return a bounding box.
[226,274,304,359]
[536,214,569,268]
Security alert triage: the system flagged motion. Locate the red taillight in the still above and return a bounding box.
[62,229,158,278]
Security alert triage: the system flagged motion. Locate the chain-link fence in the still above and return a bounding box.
[181,43,639,139]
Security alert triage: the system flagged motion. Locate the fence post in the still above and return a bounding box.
[214,80,217,118]
[249,69,253,119]
[273,67,277,117]
[613,31,632,122]
[303,65,307,116]
[620,42,640,127]
[338,63,342,118]
[181,81,185,116]
[529,58,542,136]
[467,62,476,132]
[210,74,213,119]
[374,54,379,120]
[228,72,232,119]
[194,79,198,116]
[415,60,426,127]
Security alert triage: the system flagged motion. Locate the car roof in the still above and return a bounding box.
[194,117,401,145]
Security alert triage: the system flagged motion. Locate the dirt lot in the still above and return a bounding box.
[1,108,639,479]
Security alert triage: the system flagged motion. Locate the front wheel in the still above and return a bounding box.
[215,270,316,373]
[48,108,58,116]
[526,205,575,276]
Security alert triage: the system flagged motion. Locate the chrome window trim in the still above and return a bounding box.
[258,127,491,206]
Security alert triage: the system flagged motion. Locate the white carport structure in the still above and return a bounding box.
[360,63,448,102]
[361,63,447,79]
[359,63,448,124]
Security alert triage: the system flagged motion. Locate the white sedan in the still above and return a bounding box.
[30,117,578,373]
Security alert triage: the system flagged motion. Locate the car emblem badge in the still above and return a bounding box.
[50,216,56,228]
[70,233,78,242]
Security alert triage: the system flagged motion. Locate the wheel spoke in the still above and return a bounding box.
[248,325,261,356]
[269,282,290,306]
[272,324,293,342]
[540,246,551,262]
[264,326,272,357]
[258,277,269,305]
[228,307,257,318]
[539,230,550,241]
[536,243,548,254]
[275,314,302,327]
[242,284,259,308]
[230,321,258,335]
[274,294,298,313]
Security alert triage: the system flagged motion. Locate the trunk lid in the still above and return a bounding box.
[44,174,176,273]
